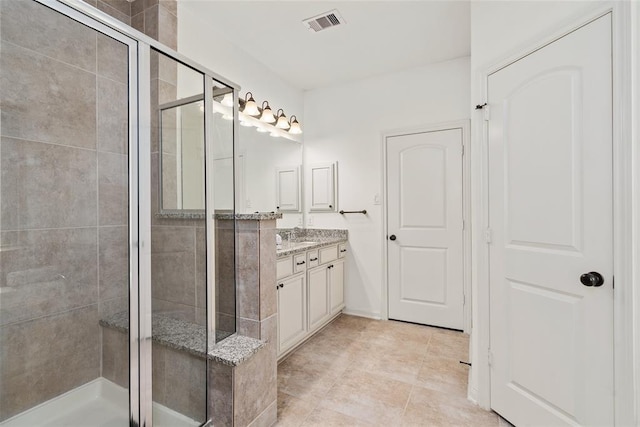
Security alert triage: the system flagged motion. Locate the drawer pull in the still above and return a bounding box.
[340,249,347,253]
[328,265,334,269]
[309,257,318,262]
[296,261,306,266]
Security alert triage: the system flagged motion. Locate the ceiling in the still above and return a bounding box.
[183,1,470,91]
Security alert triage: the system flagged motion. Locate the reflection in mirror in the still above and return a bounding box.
[235,125,302,220]
[160,97,205,211]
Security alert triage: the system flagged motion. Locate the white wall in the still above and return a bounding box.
[469,2,640,421]
[303,57,470,319]
[177,3,303,122]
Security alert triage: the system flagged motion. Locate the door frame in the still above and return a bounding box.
[381,120,472,333]
[472,3,637,425]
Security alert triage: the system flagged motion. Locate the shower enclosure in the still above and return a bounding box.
[0,0,237,425]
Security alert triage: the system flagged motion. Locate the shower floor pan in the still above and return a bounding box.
[0,378,199,427]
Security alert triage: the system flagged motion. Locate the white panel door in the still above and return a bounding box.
[488,15,613,426]
[387,128,464,329]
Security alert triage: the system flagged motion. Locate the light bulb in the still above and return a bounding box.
[221,93,233,107]
[242,92,259,116]
[260,101,276,123]
[288,115,302,134]
[276,109,290,129]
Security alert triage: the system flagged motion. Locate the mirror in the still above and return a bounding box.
[159,96,303,221]
[160,97,205,211]
[236,126,302,216]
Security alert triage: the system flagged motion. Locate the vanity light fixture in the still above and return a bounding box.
[242,92,260,116]
[288,115,302,134]
[221,93,234,107]
[259,101,276,123]
[275,109,290,130]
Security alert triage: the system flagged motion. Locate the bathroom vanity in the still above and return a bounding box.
[275,229,348,360]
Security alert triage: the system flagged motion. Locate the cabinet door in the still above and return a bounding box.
[309,163,336,211]
[278,274,307,353]
[308,265,330,331]
[276,166,300,212]
[330,260,345,314]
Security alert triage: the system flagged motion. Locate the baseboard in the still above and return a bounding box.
[341,309,382,320]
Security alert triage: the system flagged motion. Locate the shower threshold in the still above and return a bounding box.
[0,378,199,427]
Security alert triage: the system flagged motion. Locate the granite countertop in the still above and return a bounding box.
[276,228,348,258]
[154,212,283,221]
[100,312,264,366]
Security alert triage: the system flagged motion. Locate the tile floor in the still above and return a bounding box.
[276,314,502,426]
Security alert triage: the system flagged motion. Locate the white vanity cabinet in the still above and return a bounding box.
[276,242,346,358]
[277,273,307,354]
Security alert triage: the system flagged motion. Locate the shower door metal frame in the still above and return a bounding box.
[31,1,240,426]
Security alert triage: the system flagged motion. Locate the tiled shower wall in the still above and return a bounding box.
[0,0,129,420]
[83,0,206,324]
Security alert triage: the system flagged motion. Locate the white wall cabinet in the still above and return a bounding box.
[275,166,300,212]
[277,273,307,354]
[309,163,336,212]
[277,243,346,359]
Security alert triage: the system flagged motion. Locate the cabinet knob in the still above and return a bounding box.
[277,283,284,289]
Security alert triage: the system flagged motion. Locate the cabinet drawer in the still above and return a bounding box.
[294,254,307,273]
[307,250,319,268]
[319,245,338,265]
[338,243,347,258]
[276,256,293,279]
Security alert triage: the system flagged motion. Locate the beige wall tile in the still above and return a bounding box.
[208,362,233,427]
[195,227,206,309]
[248,400,277,427]
[164,348,207,422]
[152,343,167,405]
[131,11,144,33]
[99,0,131,16]
[234,346,277,427]
[99,226,128,301]
[1,0,96,72]
[97,77,129,155]
[98,152,129,226]
[237,229,259,320]
[130,0,144,17]
[159,0,177,17]
[96,1,131,25]
[0,43,97,149]
[259,228,276,320]
[0,228,98,325]
[101,326,129,388]
[0,306,100,421]
[157,6,177,50]
[97,34,128,86]
[1,138,98,230]
[143,5,159,39]
[152,298,196,323]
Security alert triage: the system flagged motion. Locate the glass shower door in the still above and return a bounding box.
[0,1,138,425]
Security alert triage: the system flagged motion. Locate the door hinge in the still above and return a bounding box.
[484,105,491,121]
[612,275,615,289]
[462,220,465,230]
[463,293,466,306]
[484,228,492,244]
[488,349,493,367]
[461,145,465,157]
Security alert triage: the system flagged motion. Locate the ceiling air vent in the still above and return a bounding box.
[302,9,345,33]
